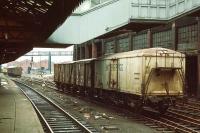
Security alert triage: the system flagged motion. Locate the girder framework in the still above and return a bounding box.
[0,0,83,64]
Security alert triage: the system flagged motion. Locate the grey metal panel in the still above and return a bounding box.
[49,0,130,44]
[48,17,81,44]
[48,0,200,44]
[130,0,167,19]
[168,0,200,18]
[79,0,130,43]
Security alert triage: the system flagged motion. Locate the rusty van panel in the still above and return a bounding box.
[109,59,118,89]
[57,64,62,83]
[94,60,110,90]
[118,57,143,95]
[102,48,185,96]
[143,58,185,96]
[63,64,73,85]
[146,69,183,96]
[63,64,68,84]
[94,60,103,89]
[54,64,59,82]
[85,62,94,88]
[75,62,85,86]
[71,63,76,85]
[60,64,65,83]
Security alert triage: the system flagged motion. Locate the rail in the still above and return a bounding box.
[21,76,57,90]
[141,108,200,133]
[13,80,98,133]
[21,76,199,133]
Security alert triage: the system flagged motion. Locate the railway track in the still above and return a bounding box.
[14,80,98,133]
[137,108,200,133]
[21,76,57,90]
[19,77,200,133]
[166,98,200,120]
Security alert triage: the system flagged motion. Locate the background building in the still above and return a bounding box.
[49,0,200,97]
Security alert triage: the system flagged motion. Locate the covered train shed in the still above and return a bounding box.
[1,0,200,133]
[69,0,200,98]
[0,0,83,64]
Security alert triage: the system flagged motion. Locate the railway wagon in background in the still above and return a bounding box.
[54,63,66,91]
[54,64,59,82]
[54,48,185,113]
[7,67,22,77]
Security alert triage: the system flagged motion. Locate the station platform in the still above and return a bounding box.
[0,73,44,133]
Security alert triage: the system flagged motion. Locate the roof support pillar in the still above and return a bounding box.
[73,45,78,61]
[129,33,133,51]
[92,40,97,58]
[147,29,152,48]
[172,22,178,50]
[80,45,85,60]
[196,17,200,98]
[197,55,200,98]
[85,43,89,59]
[102,39,105,56]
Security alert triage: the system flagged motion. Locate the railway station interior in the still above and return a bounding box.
[1,0,200,133]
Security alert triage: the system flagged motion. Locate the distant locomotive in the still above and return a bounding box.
[54,48,185,113]
[7,67,22,77]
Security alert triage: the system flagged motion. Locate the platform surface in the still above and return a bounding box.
[0,73,44,133]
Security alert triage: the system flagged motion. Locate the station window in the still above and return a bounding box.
[133,34,148,50]
[117,37,129,52]
[152,30,172,49]
[178,24,198,50]
[104,40,115,54]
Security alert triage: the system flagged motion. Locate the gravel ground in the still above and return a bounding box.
[22,79,157,133]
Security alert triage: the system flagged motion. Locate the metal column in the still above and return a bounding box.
[92,40,97,58]
[171,22,178,50]
[197,17,200,98]
[147,29,152,48]
[0,65,1,86]
[48,52,51,74]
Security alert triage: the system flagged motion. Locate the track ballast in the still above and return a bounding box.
[14,80,98,133]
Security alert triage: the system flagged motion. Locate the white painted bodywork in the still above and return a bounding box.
[94,48,185,96]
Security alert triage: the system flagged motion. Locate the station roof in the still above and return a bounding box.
[0,0,83,64]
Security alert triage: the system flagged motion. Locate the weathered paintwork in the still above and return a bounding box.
[94,48,185,96]
[59,64,65,83]
[49,0,200,44]
[54,48,185,98]
[54,62,75,85]
[75,62,85,86]
[62,63,74,85]
[54,64,59,82]
[54,48,185,112]
[7,67,22,77]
